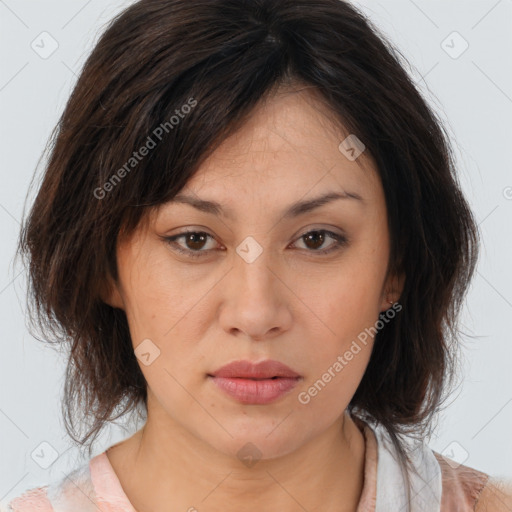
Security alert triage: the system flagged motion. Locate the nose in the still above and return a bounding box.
[218,246,293,342]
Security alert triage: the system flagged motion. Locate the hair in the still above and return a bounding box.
[17,0,479,507]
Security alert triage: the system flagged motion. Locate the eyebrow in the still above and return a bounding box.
[169,191,364,220]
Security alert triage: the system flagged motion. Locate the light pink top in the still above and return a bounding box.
[5,416,490,512]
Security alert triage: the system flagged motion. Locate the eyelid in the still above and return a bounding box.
[291,229,348,253]
[163,230,222,258]
[163,226,349,259]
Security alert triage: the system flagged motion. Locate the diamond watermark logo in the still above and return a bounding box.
[441,31,469,60]
[134,338,161,366]
[338,134,366,161]
[236,236,263,264]
[31,32,59,59]
[237,442,262,468]
[441,441,469,469]
[31,441,59,469]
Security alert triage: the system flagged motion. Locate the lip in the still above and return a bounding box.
[207,360,302,405]
[209,359,301,379]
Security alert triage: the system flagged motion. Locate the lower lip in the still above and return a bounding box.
[208,376,301,404]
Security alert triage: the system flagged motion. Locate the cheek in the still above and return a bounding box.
[293,269,378,412]
[290,245,385,400]
[295,334,372,426]
[301,252,386,338]
[118,248,211,342]
[116,252,214,391]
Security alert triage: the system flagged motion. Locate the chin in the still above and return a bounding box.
[199,420,312,463]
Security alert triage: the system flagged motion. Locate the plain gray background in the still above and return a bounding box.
[1,0,511,504]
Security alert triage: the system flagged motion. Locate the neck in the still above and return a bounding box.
[107,407,366,512]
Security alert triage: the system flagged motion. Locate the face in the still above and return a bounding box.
[106,85,402,460]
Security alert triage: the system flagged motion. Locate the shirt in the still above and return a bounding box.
[4,414,490,511]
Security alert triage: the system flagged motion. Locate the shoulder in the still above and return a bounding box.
[4,486,53,512]
[4,451,135,512]
[4,456,97,512]
[474,478,512,512]
[433,451,512,511]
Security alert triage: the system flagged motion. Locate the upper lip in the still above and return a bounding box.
[209,360,302,379]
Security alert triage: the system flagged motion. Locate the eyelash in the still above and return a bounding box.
[163,229,348,259]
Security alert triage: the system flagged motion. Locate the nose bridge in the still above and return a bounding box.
[233,234,278,301]
[219,234,291,339]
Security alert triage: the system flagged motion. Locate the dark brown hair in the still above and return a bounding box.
[17,0,479,503]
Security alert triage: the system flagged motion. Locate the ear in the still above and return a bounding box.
[380,271,405,312]
[98,274,125,310]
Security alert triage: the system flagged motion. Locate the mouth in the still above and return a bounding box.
[207,374,302,405]
[209,359,302,380]
[206,375,287,380]
[207,359,302,404]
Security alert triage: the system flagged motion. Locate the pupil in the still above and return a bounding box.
[184,231,327,251]
[305,231,324,250]
[187,233,206,250]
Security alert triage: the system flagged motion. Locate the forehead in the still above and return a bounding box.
[186,86,379,197]
[143,86,386,234]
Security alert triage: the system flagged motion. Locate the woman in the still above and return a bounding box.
[6,0,512,510]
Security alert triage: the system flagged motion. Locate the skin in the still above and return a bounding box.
[103,84,404,512]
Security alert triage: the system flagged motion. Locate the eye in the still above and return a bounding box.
[163,228,348,259]
[291,229,348,254]
[164,231,220,259]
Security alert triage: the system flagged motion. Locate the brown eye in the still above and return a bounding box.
[164,228,348,260]
[164,231,219,258]
[293,230,348,254]
[303,231,326,250]
[183,232,208,251]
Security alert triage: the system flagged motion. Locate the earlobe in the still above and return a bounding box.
[99,276,125,309]
[381,271,405,311]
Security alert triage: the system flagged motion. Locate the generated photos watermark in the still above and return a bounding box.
[297,301,402,404]
[93,97,197,199]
